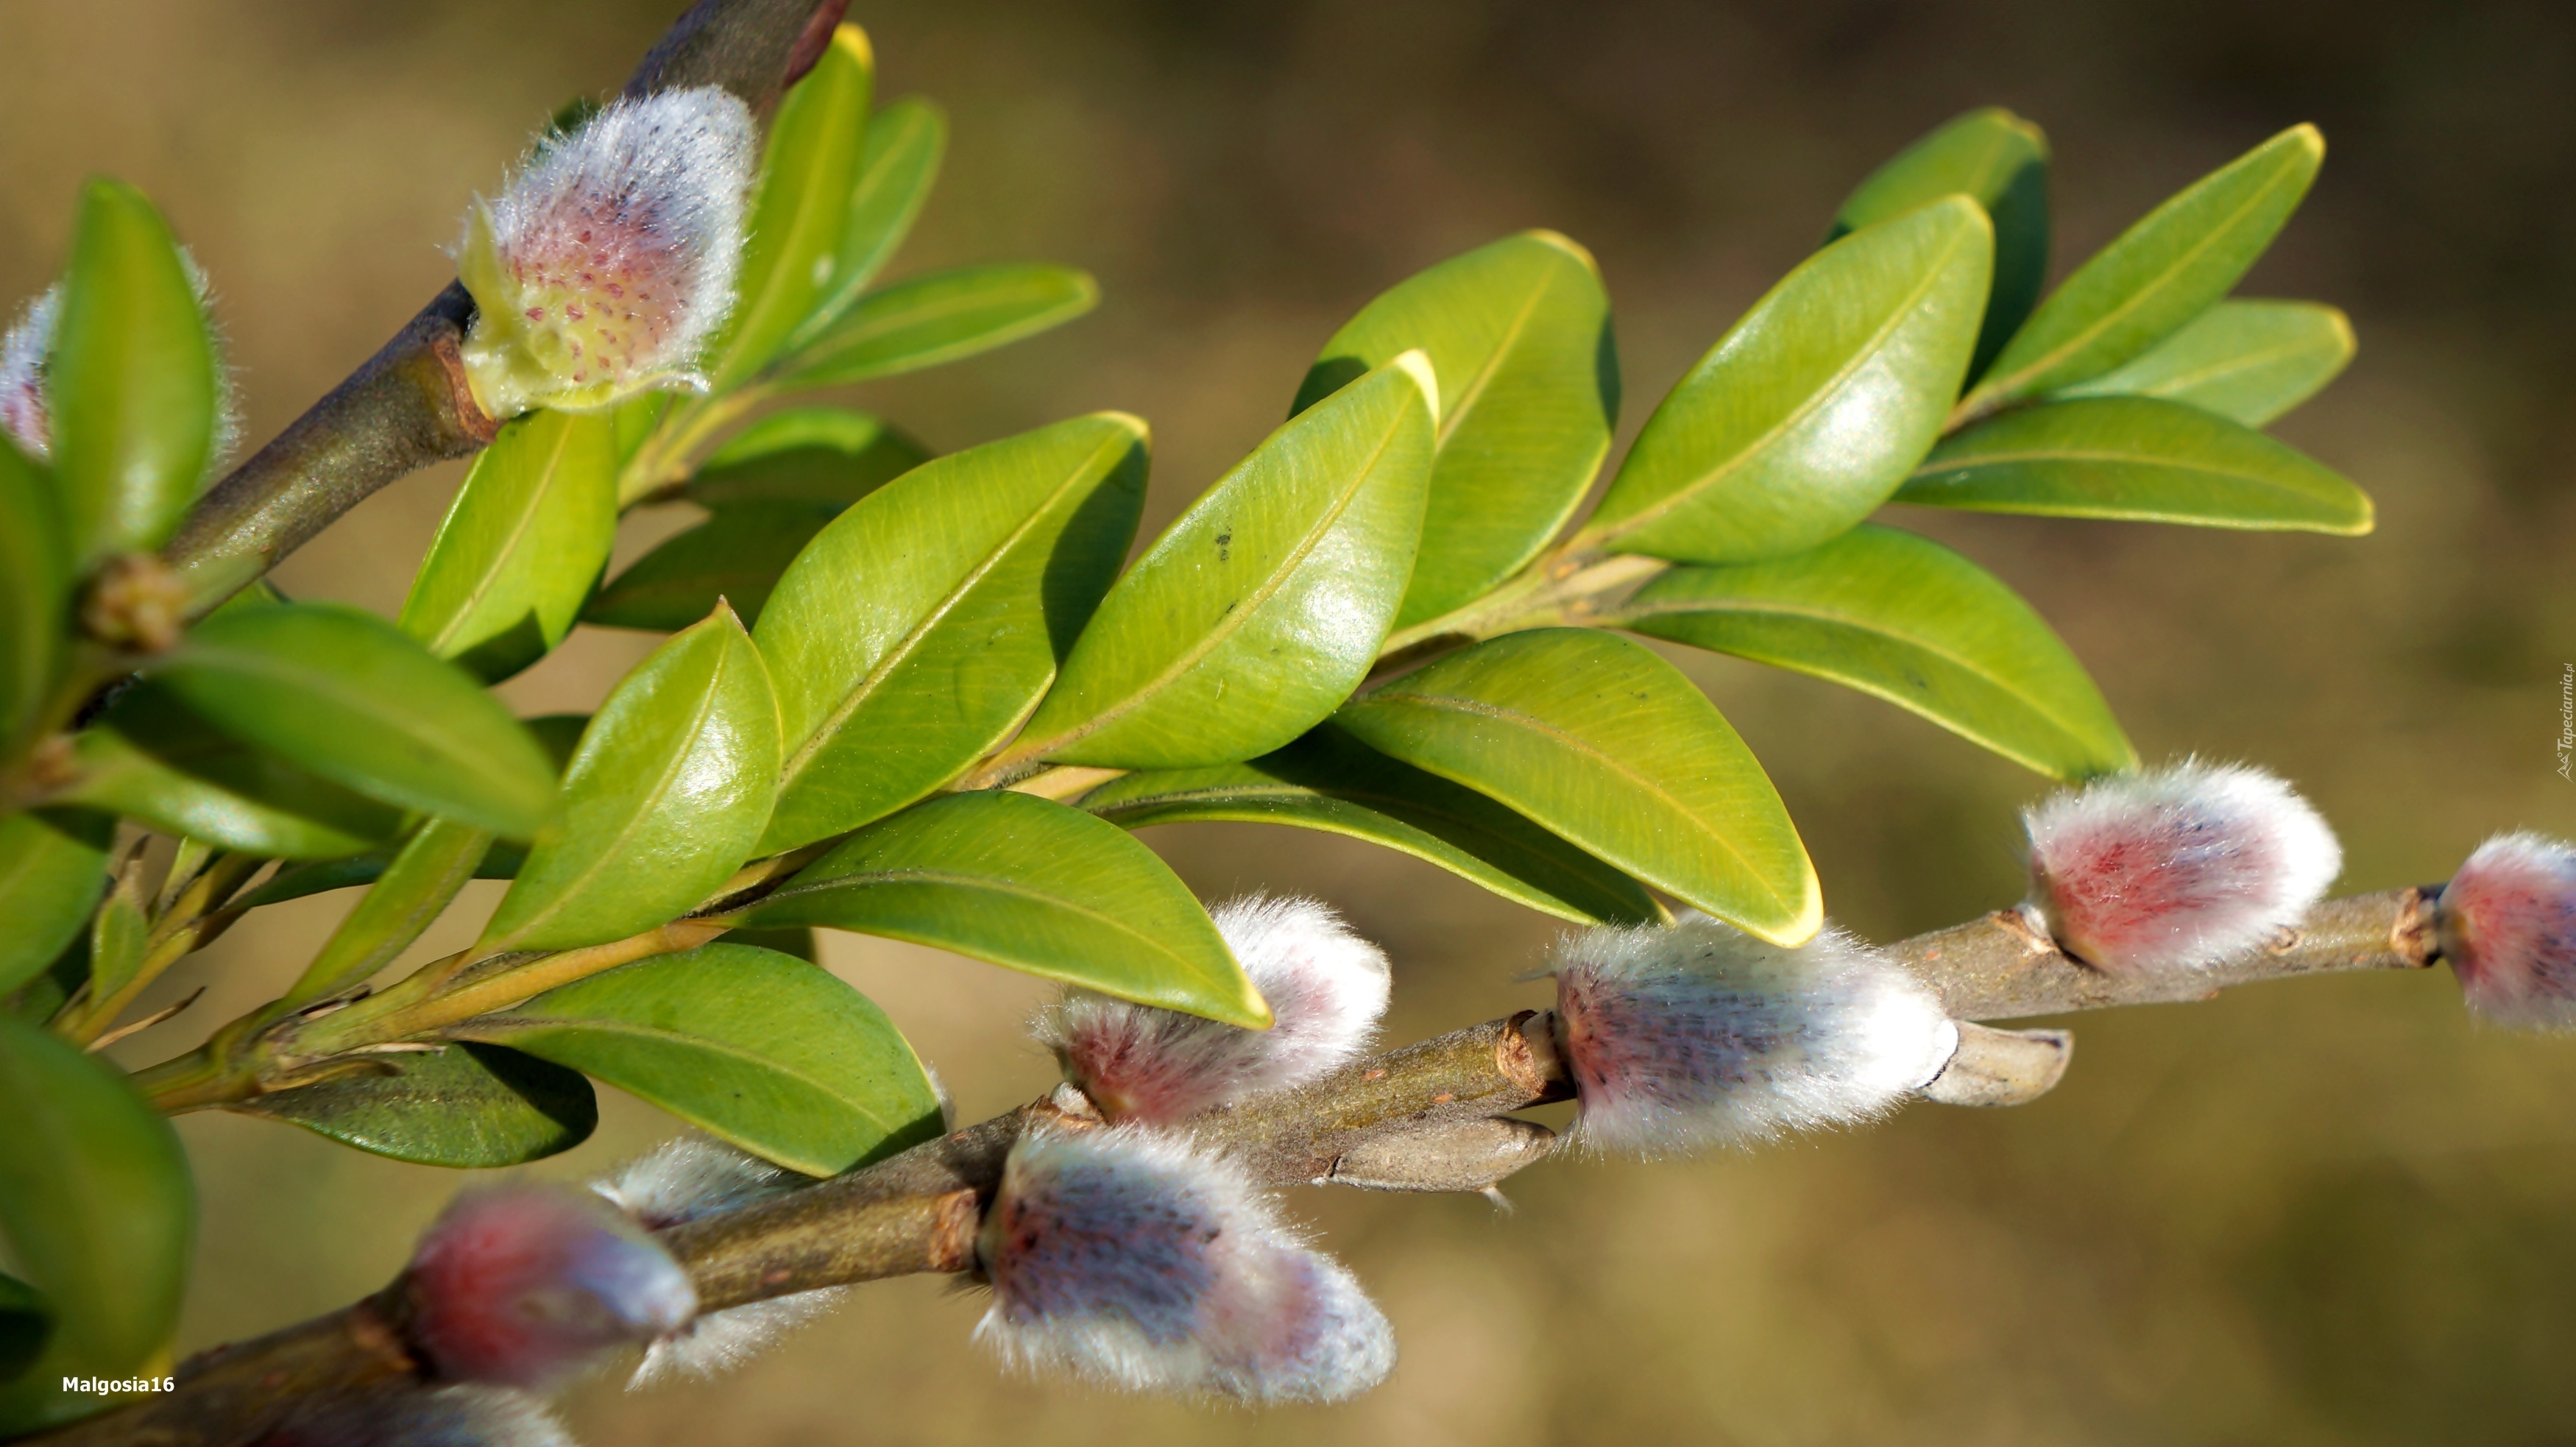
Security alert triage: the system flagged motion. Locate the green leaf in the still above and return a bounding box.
[235,835,527,912]
[48,179,220,565]
[1895,395,2373,533]
[1336,628,1817,944]
[683,407,928,510]
[794,97,947,345]
[747,790,1264,1026]
[152,603,559,839]
[397,410,619,682]
[0,1018,191,1429]
[584,503,833,632]
[1830,107,2050,382]
[0,442,67,754]
[85,860,148,1008]
[1964,125,2324,413]
[2057,298,2354,426]
[0,810,110,997]
[1614,525,2135,780]
[453,943,941,1176]
[63,684,406,858]
[1294,231,1617,630]
[1016,355,1437,769]
[611,392,671,464]
[230,1042,595,1167]
[1083,726,1664,927]
[715,924,818,962]
[0,1274,46,1385]
[283,817,493,1007]
[753,414,1147,852]
[1582,197,1993,565]
[712,23,871,386]
[484,606,779,952]
[776,264,1100,389]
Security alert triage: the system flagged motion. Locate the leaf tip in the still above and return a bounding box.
[1521,227,1602,274]
[830,20,874,72]
[1092,408,1152,447]
[1388,347,1440,420]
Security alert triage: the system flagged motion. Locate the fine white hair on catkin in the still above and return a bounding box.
[1551,913,1958,1156]
[2022,758,2342,974]
[1034,894,1391,1124]
[975,1125,1395,1404]
[2439,832,2576,1029]
[0,257,238,468]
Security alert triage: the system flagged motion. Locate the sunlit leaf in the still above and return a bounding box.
[776,264,1098,389]
[398,409,619,682]
[584,503,833,632]
[1830,107,2049,382]
[794,97,946,344]
[0,810,110,997]
[2058,298,2354,426]
[283,817,493,1007]
[712,23,871,385]
[682,407,927,511]
[61,684,407,859]
[230,1042,595,1167]
[0,442,66,754]
[84,861,148,1010]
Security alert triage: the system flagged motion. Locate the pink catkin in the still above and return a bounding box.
[2023,760,2342,973]
[406,1183,697,1388]
[2440,832,2576,1027]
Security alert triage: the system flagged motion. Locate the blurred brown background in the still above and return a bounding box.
[7,0,2576,1441]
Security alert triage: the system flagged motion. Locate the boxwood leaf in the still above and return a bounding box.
[1964,125,2324,414]
[0,442,66,753]
[584,503,834,632]
[747,790,1264,1026]
[84,862,148,1008]
[1613,524,2135,780]
[150,603,559,839]
[283,817,493,1007]
[1895,395,2373,533]
[776,264,1099,389]
[452,943,942,1176]
[48,179,220,565]
[63,685,403,858]
[1336,627,1817,944]
[1015,353,1436,770]
[0,1018,191,1429]
[230,1042,595,1167]
[1830,107,2050,383]
[793,97,946,345]
[0,810,110,996]
[1582,197,1992,565]
[682,407,927,511]
[712,23,871,386]
[1083,726,1663,927]
[753,413,1147,852]
[715,924,819,962]
[1293,230,1617,629]
[484,605,779,952]
[397,409,619,682]
[2057,298,2354,426]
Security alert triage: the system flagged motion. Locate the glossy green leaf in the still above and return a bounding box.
[1583,197,1993,565]
[236,835,527,911]
[2058,299,2354,426]
[777,265,1099,389]
[49,179,220,565]
[1964,125,2324,412]
[0,442,66,753]
[152,603,559,839]
[484,606,779,952]
[454,944,942,1176]
[714,24,871,386]
[1083,726,1663,927]
[753,414,1147,852]
[1830,107,2050,382]
[0,810,110,996]
[230,1042,595,1167]
[1336,627,1818,944]
[0,1273,46,1384]
[794,97,947,344]
[62,686,406,858]
[1614,525,2135,780]
[85,860,148,1007]
[1016,355,1436,770]
[0,1018,191,1429]
[683,408,928,510]
[398,410,618,683]
[611,392,671,464]
[748,790,1264,1026]
[585,504,832,633]
[283,818,493,1007]
[1896,395,2373,533]
[715,924,818,962]
[1293,231,1617,629]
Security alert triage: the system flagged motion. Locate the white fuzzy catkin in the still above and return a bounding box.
[2023,758,2342,973]
[1035,894,1391,1124]
[2439,832,2576,1028]
[456,88,755,418]
[1551,913,1958,1156]
[594,1135,852,1387]
[976,1126,1395,1404]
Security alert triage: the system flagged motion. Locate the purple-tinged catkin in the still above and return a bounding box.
[2023,759,2341,973]
[406,1182,696,1388]
[977,1126,1395,1403]
[2439,832,2576,1028]
[1036,894,1390,1125]
[454,88,754,420]
[1551,913,1958,1156]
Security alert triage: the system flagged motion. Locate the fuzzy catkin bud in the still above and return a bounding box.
[2022,758,2342,973]
[976,1126,1395,1404]
[1551,913,1958,1156]
[2438,832,2576,1028]
[1036,894,1390,1124]
[406,1182,698,1388]
[455,88,755,420]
